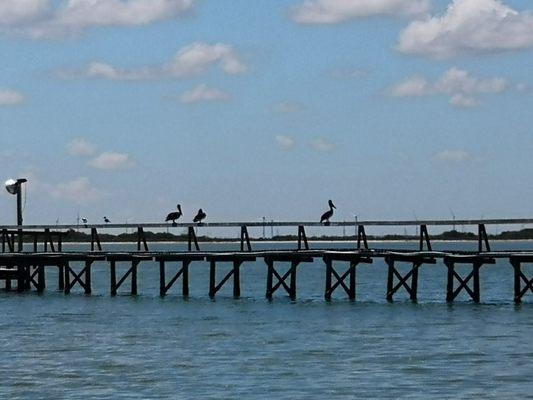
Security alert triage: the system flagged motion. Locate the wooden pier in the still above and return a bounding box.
[1,220,533,303]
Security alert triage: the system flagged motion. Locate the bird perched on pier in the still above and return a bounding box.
[103,216,110,224]
[165,204,182,226]
[193,209,206,223]
[320,200,336,225]
[81,217,88,228]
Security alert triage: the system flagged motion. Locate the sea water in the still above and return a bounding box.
[1,241,532,399]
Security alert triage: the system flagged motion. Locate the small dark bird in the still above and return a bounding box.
[320,200,336,225]
[81,217,88,228]
[165,204,183,226]
[193,208,206,223]
[103,216,110,224]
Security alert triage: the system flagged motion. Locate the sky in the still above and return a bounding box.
[1,0,533,228]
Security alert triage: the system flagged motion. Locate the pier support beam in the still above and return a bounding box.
[108,255,151,296]
[510,256,533,303]
[188,227,200,251]
[385,253,436,302]
[156,254,205,297]
[265,254,313,300]
[207,254,256,298]
[64,260,94,294]
[27,264,45,293]
[444,255,495,303]
[323,252,372,300]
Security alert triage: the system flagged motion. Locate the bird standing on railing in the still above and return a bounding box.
[165,204,183,226]
[193,209,207,224]
[320,200,336,225]
[103,216,111,224]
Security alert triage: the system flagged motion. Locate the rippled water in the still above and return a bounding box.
[1,241,533,398]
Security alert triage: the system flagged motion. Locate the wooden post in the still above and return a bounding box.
[16,264,25,292]
[357,225,369,250]
[473,262,480,303]
[297,226,309,250]
[131,261,138,295]
[325,258,332,301]
[386,258,394,302]
[289,261,297,300]
[64,264,71,294]
[58,264,65,291]
[478,224,491,252]
[240,226,252,252]
[266,259,273,299]
[233,261,241,298]
[110,260,117,296]
[188,227,200,251]
[91,228,102,251]
[137,227,149,251]
[159,260,166,296]
[37,264,45,293]
[183,261,190,297]
[85,261,92,295]
[419,225,432,251]
[349,261,356,300]
[446,260,454,302]
[411,262,419,301]
[209,260,216,298]
[512,260,521,303]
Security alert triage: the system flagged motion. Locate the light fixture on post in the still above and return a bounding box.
[5,178,27,251]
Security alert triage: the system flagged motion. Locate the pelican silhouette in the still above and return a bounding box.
[165,204,183,225]
[320,200,336,225]
[103,216,110,224]
[193,209,206,223]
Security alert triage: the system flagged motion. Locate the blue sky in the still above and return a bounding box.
[1,0,533,227]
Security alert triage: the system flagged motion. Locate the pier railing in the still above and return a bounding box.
[1,218,532,254]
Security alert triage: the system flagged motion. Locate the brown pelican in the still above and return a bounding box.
[165,204,183,225]
[103,216,110,223]
[193,209,206,223]
[320,200,336,225]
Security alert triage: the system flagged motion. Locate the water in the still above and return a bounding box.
[1,241,533,399]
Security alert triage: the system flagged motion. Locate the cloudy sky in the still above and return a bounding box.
[1,0,532,226]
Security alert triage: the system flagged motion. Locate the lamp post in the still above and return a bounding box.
[5,178,27,251]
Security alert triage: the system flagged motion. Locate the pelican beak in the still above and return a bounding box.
[332,203,336,209]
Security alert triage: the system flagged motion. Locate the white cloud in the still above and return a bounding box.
[276,135,296,150]
[311,137,336,152]
[398,0,533,59]
[0,0,49,26]
[67,137,96,156]
[180,84,230,104]
[389,76,431,97]
[49,177,102,203]
[88,152,135,170]
[434,149,471,162]
[0,89,24,106]
[389,67,508,107]
[291,0,430,24]
[0,0,194,38]
[74,42,247,81]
